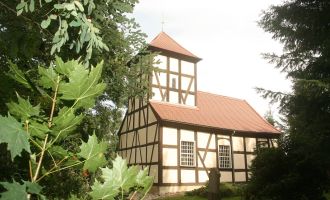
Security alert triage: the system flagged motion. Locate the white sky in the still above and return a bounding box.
[133,0,292,118]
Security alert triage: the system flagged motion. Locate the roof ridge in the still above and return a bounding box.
[149,100,199,110]
[149,32,200,59]
[197,91,245,102]
[160,32,198,58]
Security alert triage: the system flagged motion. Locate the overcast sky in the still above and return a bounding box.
[133,0,291,117]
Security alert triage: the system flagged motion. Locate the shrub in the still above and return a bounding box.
[244,147,328,200]
[185,182,242,198]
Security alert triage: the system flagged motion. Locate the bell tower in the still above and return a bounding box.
[148,32,201,106]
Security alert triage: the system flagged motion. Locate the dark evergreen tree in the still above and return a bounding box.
[246,0,330,199]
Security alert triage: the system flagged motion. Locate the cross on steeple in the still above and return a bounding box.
[161,13,166,31]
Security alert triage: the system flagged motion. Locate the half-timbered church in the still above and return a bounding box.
[118,32,280,194]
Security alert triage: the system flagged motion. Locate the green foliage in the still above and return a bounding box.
[248,0,330,199]
[15,0,108,60]
[78,133,107,173]
[0,0,154,198]
[185,183,242,198]
[0,115,31,160]
[244,145,328,200]
[0,180,43,200]
[90,156,153,200]
[0,57,107,198]
[0,56,153,199]
[59,60,106,109]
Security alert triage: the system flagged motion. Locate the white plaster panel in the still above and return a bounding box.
[170,74,178,88]
[121,150,126,159]
[220,171,232,182]
[139,128,147,145]
[126,132,134,147]
[245,137,256,152]
[204,152,217,168]
[126,149,131,164]
[162,127,177,145]
[136,148,141,163]
[235,172,246,182]
[150,165,158,183]
[271,139,278,147]
[181,169,196,183]
[169,91,179,104]
[218,138,231,146]
[181,76,192,90]
[198,170,209,183]
[159,71,167,86]
[154,55,167,70]
[162,148,178,166]
[148,107,157,123]
[233,137,244,151]
[121,117,128,132]
[246,154,256,168]
[128,115,134,131]
[197,132,209,148]
[233,154,245,169]
[180,129,195,141]
[147,144,158,162]
[181,61,194,75]
[170,57,179,72]
[209,134,216,149]
[120,134,126,149]
[163,169,178,183]
[134,112,139,129]
[198,151,217,168]
[140,110,145,126]
[134,98,139,110]
[197,132,215,149]
[140,147,146,163]
[130,148,135,164]
[151,87,162,101]
[147,124,158,143]
[185,94,195,106]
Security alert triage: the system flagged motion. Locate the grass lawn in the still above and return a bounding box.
[158,194,240,200]
[159,193,330,200]
[326,193,330,200]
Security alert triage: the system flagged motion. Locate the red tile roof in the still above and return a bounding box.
[150,91,280,134]
[149,32,200,60]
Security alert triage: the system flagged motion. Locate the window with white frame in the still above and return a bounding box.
[219,145,231,168]
[180,141,195,166]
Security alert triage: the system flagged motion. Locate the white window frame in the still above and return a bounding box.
[218,145,232,168]
[180,140,196,167]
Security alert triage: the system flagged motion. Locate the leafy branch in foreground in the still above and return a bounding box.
[0,57,153,199]
[90,156,153,200]
[0,57,107,198]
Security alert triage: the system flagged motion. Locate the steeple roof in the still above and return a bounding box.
[149,32,201,62]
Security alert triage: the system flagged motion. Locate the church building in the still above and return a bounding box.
[117,32,280,194]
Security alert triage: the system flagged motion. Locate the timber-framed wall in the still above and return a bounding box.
[118,98,160,184]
